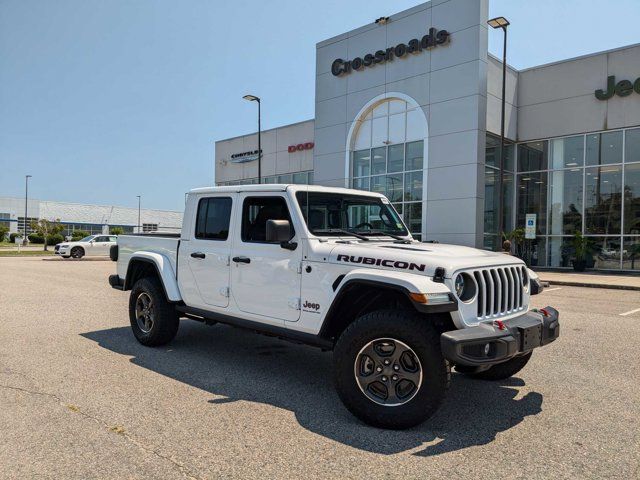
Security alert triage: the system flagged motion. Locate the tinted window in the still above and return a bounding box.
[242,196,292,243]
[195,197,232,240]
[95,236,109,242]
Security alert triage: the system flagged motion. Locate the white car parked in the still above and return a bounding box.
[55,235,117,259]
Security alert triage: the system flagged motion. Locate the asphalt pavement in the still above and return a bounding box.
[0,257,638,479]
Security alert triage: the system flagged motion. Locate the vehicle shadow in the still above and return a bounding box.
[81,321,543,456]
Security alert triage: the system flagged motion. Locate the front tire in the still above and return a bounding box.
[459,352,533,381]
[334,309,450,429]
[129,277,179,346]
[70,247,84,259]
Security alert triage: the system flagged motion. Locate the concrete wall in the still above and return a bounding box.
[314,0,489,246]
[215,120,315,184]
[486,54,518,140]
[517,43,640,141]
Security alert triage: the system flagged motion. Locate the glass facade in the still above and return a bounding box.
[483,134,514,250]
[349,99,426,240]
[497,126,640,270]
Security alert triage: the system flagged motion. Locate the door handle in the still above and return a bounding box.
[232,256,251,264]
[190,252,206,259]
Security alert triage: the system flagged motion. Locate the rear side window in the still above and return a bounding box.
[195,197,232,240]
[242,196,293,243]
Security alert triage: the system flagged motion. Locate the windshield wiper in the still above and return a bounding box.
[313,229,370,241]
[355,230,412,243]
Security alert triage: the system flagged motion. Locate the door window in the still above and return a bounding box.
[241,196,293,243]
[195,197,232,240]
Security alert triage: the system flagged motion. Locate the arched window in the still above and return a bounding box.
[349,97,427,239]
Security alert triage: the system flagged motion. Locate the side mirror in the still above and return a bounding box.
[266,219,291,243]
[266,219,297,250]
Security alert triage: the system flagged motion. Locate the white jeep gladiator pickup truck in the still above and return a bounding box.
[109,184,559,429]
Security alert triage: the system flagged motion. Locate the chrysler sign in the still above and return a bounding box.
[331,27,450,77]
[230,149,262,163]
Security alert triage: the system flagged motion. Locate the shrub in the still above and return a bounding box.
[0,225,9,241]
[109,226,124,235]
[28,234,44,244]
[71,230,90,240]
[47,234,64,246]
[9,233,22,243]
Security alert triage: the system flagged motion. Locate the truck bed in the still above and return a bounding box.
[116,234,180,280]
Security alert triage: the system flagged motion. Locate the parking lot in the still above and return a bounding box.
[1,257,638,479]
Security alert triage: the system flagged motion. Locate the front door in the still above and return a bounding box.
[230,194,301,322]
[92,236,111,255]
[179,195,233,309]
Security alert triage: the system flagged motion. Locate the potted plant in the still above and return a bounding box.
[571,231,592,272]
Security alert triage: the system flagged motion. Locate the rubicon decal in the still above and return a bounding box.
[337,254,426,272]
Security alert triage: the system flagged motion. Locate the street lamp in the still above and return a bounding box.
[488,16,510,250]
[136,195,141,233]
[243,94,262,184]
[23,175,32,245]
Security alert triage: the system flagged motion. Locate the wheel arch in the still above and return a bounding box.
[124,253,182,302]
[318,272,456,344]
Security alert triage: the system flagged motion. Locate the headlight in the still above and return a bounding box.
[453,272,476,302]
[454,274,465,297]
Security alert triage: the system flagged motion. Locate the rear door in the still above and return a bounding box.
[179,195,234,309]
[230,193,302,322]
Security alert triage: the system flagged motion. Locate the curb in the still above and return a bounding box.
[542,279,640,291]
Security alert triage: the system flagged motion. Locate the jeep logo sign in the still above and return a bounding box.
[595,75,640,100]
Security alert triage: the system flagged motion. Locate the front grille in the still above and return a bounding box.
[473,266,526,319]
[55,245,60,252]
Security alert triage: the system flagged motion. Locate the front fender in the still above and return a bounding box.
[126,252,182,302]
[335,268,456,313]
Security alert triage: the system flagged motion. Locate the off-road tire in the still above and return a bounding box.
[463,351,533,381]
[334,309,450,429]
[70,247,84,259]
[129,277,179,346]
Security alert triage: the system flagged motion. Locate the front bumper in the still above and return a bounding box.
[440,306,559,366]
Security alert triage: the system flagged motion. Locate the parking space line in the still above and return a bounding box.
[544,287,562,292]
[619,307,640,316]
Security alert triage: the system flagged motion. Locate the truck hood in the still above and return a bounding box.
[326,240,523,277]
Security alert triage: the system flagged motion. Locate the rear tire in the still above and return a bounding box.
[461,352,533,381]
[70,247,84,259]
[333,309,450,429]
[129,277,179,346]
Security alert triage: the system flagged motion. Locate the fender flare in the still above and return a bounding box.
[125,252,182,302]
[318,269,456,339]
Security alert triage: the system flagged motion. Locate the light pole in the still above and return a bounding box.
[243,94,261,183]
[488,16,510,250]
[24,175,32,245]
[136,195,141,233]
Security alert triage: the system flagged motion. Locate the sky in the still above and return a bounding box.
[1,0,639,211]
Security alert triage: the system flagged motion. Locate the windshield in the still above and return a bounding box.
[296,191,409,237]
[79,236,95,242]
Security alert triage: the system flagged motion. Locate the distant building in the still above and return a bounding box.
[0,197,182,236]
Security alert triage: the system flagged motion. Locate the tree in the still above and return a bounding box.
[0,225,9,242]
[30,218,64,251]
[109,226,124,235]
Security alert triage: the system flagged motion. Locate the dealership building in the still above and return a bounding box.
[214,0,640,271]
[0,197,182,237]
